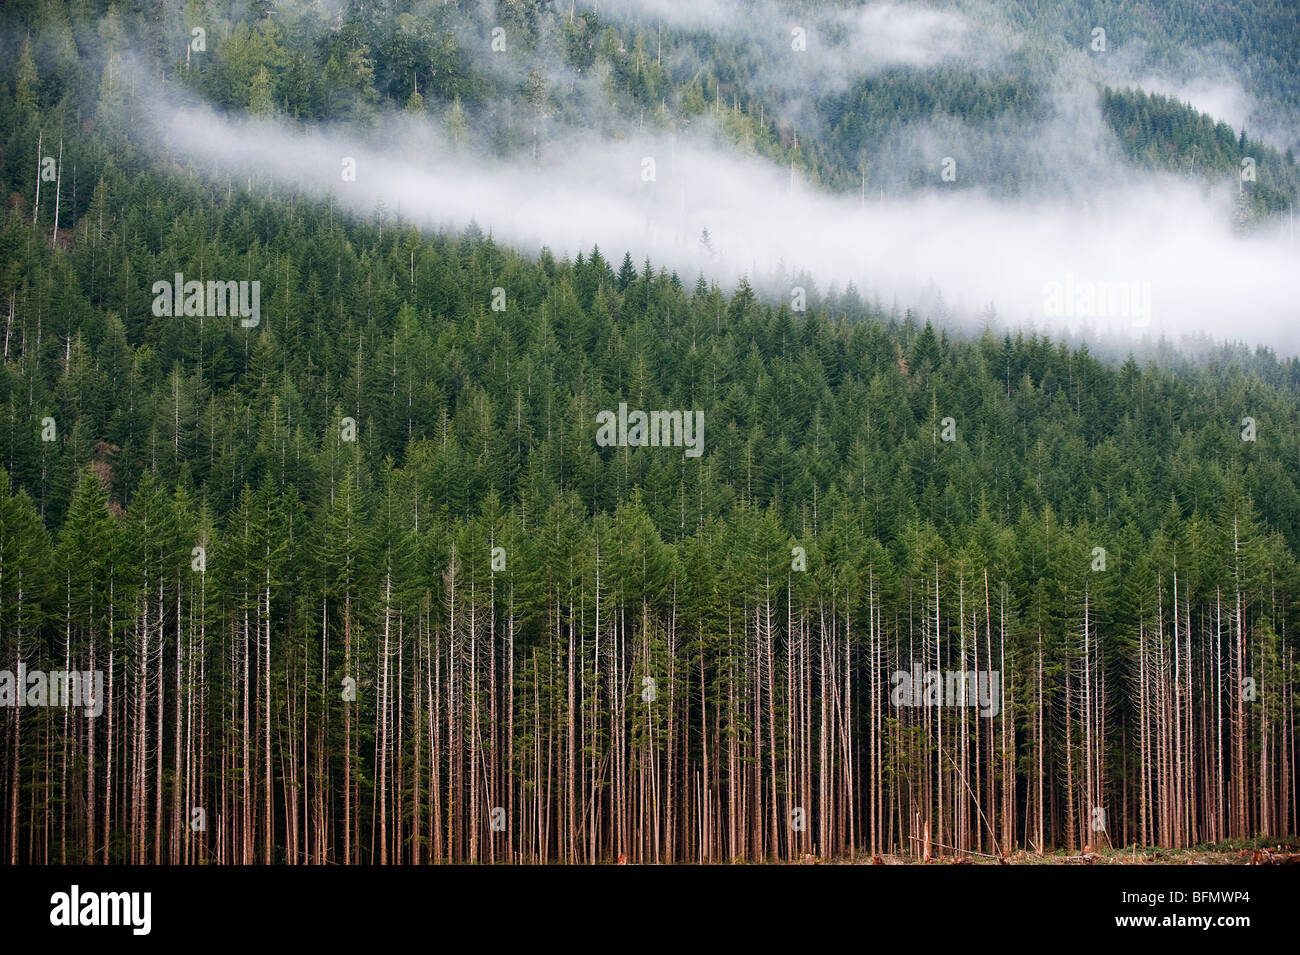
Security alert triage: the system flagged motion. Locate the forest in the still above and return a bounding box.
[1,0,1298,866]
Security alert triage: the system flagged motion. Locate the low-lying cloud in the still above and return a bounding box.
[143,87,1300,353]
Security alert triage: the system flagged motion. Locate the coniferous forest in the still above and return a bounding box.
[1,0,1299,872]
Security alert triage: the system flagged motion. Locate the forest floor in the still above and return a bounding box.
[846,840,1300,864]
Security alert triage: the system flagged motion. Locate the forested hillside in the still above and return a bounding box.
[1,0,1298,866]
[8,0,1297,211]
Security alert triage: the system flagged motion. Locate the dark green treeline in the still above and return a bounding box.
[2,164,1299,859]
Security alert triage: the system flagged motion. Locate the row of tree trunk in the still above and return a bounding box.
[2,551,1295,864]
